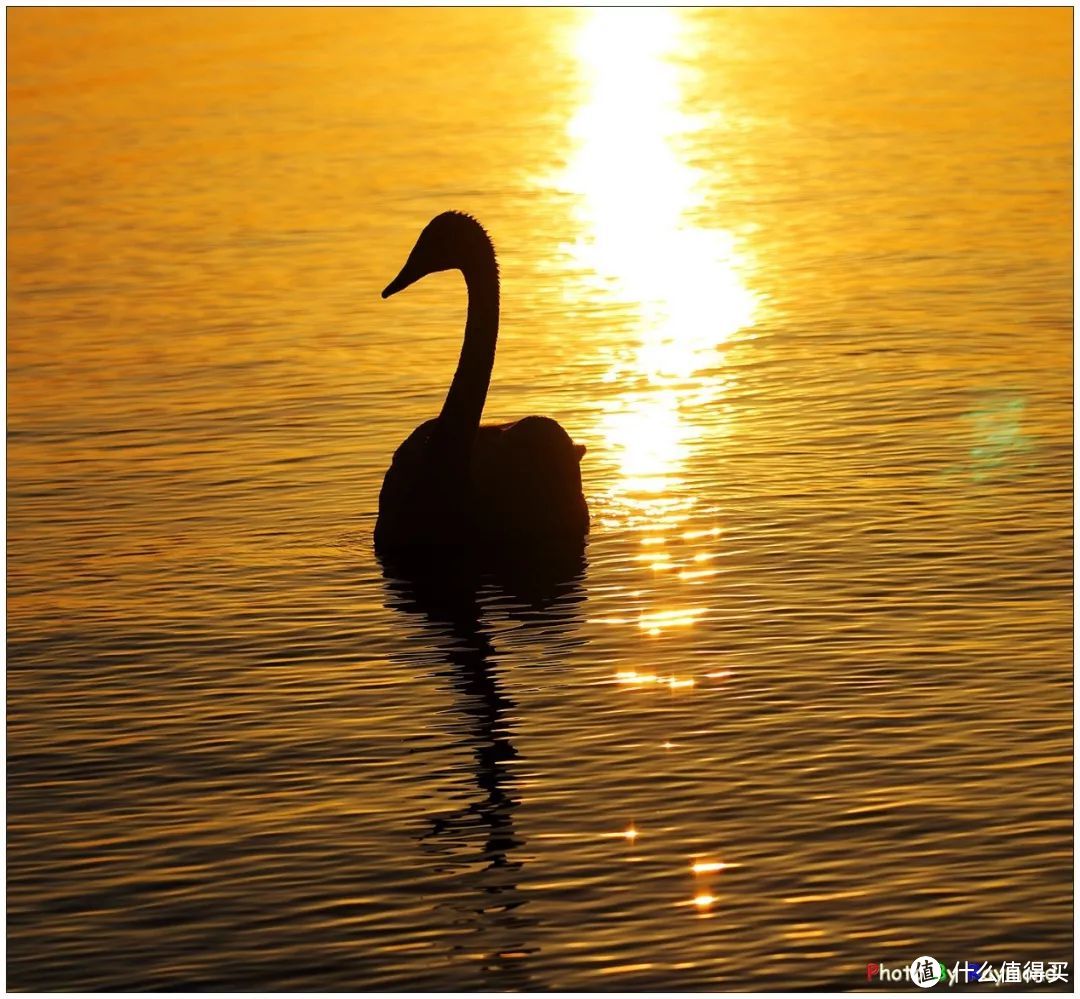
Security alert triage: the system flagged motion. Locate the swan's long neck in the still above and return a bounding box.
[433,240,499,458]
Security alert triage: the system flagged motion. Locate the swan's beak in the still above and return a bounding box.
[381,262,421,299]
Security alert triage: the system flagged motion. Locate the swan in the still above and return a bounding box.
[374,211,589,553]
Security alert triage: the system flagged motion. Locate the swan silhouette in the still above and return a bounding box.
[374,212,589,553]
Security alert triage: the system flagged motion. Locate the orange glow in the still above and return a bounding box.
[615,670,661,686]
[635,551,671,563]
[678,568,718,581]
[4,7,1074,993]
[614,670,695,690]
[639,608,705,633]
[682,528,722,541]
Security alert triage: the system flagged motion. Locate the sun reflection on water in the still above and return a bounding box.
[564,8,757,650]
[564,9,756,386]
[563,8,756,484]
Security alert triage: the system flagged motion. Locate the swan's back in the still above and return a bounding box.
[376,416,588,552]
[471,417,589,545]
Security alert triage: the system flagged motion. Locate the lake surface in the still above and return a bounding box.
[7,8,1072,991]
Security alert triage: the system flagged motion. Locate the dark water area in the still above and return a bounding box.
[7,8,1072,990]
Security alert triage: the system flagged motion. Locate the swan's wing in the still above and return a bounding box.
[391,418,439,467]
[471,417,589,538]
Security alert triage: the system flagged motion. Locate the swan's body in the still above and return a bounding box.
[374,212,589,553]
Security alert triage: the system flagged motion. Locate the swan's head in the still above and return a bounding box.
[382,211,495,299]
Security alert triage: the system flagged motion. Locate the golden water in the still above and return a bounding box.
[7,8,1072,990]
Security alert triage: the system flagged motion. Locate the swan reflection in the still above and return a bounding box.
[380,551,585,988]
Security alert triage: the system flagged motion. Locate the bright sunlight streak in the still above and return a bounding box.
[561,9,756,500]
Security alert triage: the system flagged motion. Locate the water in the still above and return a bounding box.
[7,8,1072,991]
